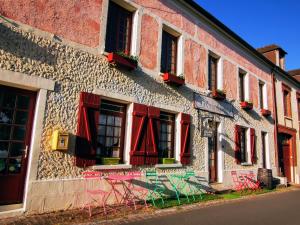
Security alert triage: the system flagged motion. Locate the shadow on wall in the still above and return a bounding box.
[0,22,57,66]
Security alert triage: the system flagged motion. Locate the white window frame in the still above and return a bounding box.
[259,80,268,109]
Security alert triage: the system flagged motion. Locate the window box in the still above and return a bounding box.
[100,157,120,165]
[107,52,137,70]
[212,89,226,100]
[159,158,175,164]
[261,109,271,117]
[240,101,253,110]
[162,73,185,86]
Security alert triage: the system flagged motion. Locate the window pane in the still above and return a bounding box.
[99,115,107,125]
[106,137,113,147]
[9,142,25,157]
[114,127,121,137]
[115,117,122,126]
[16,95,30,110]
[98,125,106,136]
[12,126,26,140]
[1,92,16,108]
[15,111,29,125]
[0,158,7,174]
[0,142,9,158]
[0,109,13,124]
[106,126,113,136]
[107,116,114,125]
[0,125,11,140]
[8,158,22,174]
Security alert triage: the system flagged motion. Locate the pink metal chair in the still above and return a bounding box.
[80,171,110,217]
[231,171,247,192]
[244,171,261,191]
[126,171,148,208]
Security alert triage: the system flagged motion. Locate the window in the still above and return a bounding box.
[96,100,126,162]
[158,112,175,159]
[239,71,245,101]
[259,81,265,109]
[283,90,291,117]
[240,127,247,163]
[208,55,218,91]
[160,30,178,75]
[105,1,133,54]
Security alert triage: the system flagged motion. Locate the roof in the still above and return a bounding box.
[288,69,300,76]
[183,0,300,87]
[257,44,287,55]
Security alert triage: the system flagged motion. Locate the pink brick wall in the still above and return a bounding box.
[249,75,259,109]
[139,14,159,70]
[223,60,237,99]
[184,39,206,88]
[0,0,102,47]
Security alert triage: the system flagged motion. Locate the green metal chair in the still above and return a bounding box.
[184,170,204,200]
[145,170,165,207]
[167,173,191,205]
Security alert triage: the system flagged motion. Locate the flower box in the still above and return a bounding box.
[240,101,253,110]
[212,89,226,100]
[162,73,185,86]
[261,109,271,117]
[159,158,175,164]
[100,157,120,165]
[107,52,137,70]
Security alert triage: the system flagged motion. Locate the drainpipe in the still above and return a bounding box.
[271,69,280,176]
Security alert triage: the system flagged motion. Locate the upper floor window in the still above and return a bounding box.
[259,81,265,109]
[105,1,133,54]
[158,112,175,159]
[160,30,178,75]
[239,70,246,101]
[208,55,219,91]
[97,100,127,162]
[282,84,292,118]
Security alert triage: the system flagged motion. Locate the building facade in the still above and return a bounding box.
[0,0,278,216]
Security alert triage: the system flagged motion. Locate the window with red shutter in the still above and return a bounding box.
[105,1,133,55]
[75,92,101,168]
[130,103,148,165]
[250,128,256,164]
[180,113,191,165]
[158,112,175,160]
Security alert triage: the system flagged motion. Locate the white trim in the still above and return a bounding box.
[175,113,181,163]
[246,128,251,164]
[155,163,182,168]
[217,57,223,90]
[130,7,140,56]
[124,103,133,165]
[263,82,268,109]
[264,132,271,169]
[90,164,132,170]
[177,35,184,76]
[0,69,55,91]
[217,122,224,183]
[244,72,250,101]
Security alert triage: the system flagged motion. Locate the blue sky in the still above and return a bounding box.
[195,0,300,71]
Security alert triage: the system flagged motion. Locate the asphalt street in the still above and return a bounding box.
[124,189,300,225]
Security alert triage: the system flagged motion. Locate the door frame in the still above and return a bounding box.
[0,69,54,215]
[278,125,297,183]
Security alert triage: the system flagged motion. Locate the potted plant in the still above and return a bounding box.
[100,157,120,165]
[107,51,138,70]
[240,100,253,110]
[160,158,175,164]
[162,73,185,86]
[261,108,271,117]
[212,89,226,100]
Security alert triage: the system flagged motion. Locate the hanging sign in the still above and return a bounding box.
[194,93,234,118]
[201,115,215,137]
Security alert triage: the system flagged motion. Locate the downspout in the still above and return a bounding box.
[271,68,280,176]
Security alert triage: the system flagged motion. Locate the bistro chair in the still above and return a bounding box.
[80,171,110,217]
[183,170,204,200]
[231,171,247,192]
[145,170,165,207]
[126,171,148,208]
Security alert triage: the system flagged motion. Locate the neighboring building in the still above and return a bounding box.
[0,0,281,216]
[258,45,300,184]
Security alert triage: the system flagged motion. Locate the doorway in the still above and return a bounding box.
[0,85,36,205]
[278,133,294,182]
[208,122,219,183]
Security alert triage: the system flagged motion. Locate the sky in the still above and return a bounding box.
[195,0,300,71]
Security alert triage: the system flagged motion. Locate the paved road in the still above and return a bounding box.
[123,189,300,225]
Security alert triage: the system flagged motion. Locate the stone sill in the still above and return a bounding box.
[90,164,132,170]
[155,164,183,168]
[241,162,253,166]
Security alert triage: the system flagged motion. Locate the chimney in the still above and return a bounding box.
[257,44,287,70]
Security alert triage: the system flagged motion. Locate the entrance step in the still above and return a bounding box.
[209,183,232,194]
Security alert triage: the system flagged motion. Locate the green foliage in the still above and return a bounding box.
[115,51,139,63]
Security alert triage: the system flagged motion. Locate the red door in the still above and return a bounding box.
[0,85,36,205]
[282,143,292,182]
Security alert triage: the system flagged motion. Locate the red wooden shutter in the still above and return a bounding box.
[180,113,191,165]
[75,92,100,167]
[146,106,160,165]
[234,125,241,164]
[130,103,148,165]
[250,128,256,164]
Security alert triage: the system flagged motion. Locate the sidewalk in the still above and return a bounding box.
[1,187,297,225]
